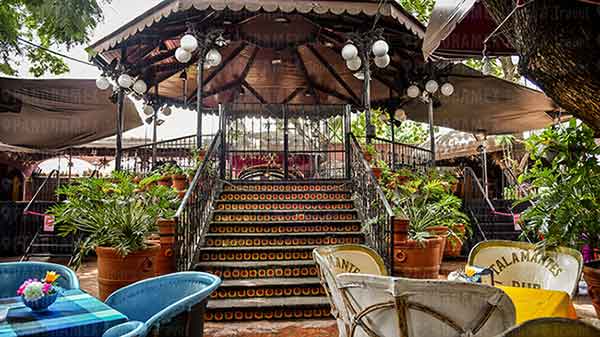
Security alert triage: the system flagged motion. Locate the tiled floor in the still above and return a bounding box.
[3,256,599,336]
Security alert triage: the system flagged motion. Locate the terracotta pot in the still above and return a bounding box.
[427,226,448,265]
[157,218,177,276]
[363,152,373,162]
[392,216,409,242]
[444,224,466,258]
[583,260,600,318]
[172,174,188,191]
[157,176,172,187]
[371,167,382,179]
[177,190,187,199]
[393,236,444,279]
[96,243,160,301]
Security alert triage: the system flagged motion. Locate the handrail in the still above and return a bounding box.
[175,131,221,218]
[349,133,395,272]
[123,134,196,152]
[371,136,432,153]
[463,166,495,212]
[23,169,59,215]
[350,134,394,217]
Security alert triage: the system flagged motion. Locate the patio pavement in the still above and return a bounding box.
[2,256,598,336]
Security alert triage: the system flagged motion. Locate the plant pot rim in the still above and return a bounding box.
[96,242,160,257]
[397,236,444,247]
[158,176,172,181]
[172,174,187,179]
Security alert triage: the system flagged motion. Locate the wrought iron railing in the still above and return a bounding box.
[121,134,215,175]
[173,132,222,271]
[349,133,395,272]
[365,136,432,170]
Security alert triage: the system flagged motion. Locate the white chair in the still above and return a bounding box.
[313,244,388,337]
[336,274,516,337]
[468,240,583,297]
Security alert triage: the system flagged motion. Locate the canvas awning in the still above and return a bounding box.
[0,77,142,150]
[401,64,564,135]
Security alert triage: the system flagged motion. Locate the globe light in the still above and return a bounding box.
[175,47,192,63]
[180,34,198,52]
[425,79,439,94]
[346,57,362,71]
[162,106,172,116]
[143,104,155,116]
[407,85,420,98]
[132,80,148,94]
[341,43,358,61]
[394,108,407,121]
[372,40,389,57]
[96,76,110,90]
[117,74,134,88]
[441,82,455,96]
[374,54,390,68]
[205,49,222,67]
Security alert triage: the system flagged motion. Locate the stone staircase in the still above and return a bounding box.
[194,180,363,321]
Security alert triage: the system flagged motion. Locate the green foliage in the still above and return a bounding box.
[397,0,435,23]
[48,171,179,269]
[0,0,108,76]
[351,108,429,145]
[381,168,469,242]
[518,120,600,250]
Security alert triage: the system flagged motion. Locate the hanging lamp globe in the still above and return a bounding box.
[341,44,358,61]
[117,74,134,88]
[132,80,148,94]
[407,85,420,98]
[143,104,155,116]
[441,82,455,97]
[372,40,389,57]
[205,49,222,67]
[346,57,362,71]
[180,34,198,52]
[425,80,439,94]
[162,106,172,116]
[96,76,110,90]
[175,47,192,63]
[374,54,390,68]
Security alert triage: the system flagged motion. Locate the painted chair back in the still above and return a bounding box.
[104,272,221,337]
[468,240,583,297]
[0,262,79,298]
[494,317,600,337]
[313,244,387,337]
[336,274,516,337]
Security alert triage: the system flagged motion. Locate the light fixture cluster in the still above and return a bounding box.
[406,79,454,98]
[176,34,223,69]
[341,39,390,72]
[96,72,149,96]
[142,102,173,126]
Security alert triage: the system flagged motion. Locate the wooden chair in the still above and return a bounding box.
[494,317,600,337]
[313,244,388,337]
[468,240,583,297]
[336,274,516,337]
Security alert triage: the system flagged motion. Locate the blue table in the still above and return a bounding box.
[0,289,127,337]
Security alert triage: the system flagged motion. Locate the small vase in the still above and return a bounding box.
[23,292,59,312]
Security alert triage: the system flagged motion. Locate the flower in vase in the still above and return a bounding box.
[22,282,45,301]
[43,271,60,284]
[17,279,36,296]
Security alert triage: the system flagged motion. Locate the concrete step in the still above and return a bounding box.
[196,260,319,280]
[212,278,325,300]
[213,209,357,214]
[208,296,329,310]
[205,232,363,247]
[221,277,320,287]
[208,221,362,234]
[212,213,357,222]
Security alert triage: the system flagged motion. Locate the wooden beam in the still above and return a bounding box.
[305,44,361,104]
[312,83,354,105]
[132,49,176,72]
[293,48,319,104]
[204,79,242,97]
[241,80,267,104]
[281,87,304,104]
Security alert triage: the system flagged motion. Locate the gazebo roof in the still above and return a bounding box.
[89,0,427,111]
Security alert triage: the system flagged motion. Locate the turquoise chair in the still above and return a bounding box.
[103,272,221,337]
[0,262,79,298]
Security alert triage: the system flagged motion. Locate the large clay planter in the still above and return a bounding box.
[583,260,600,318]
[392,216,409,242]
[427,226,448,265]
[363,152,373,162]
[371,167,382,179]
[96,243,160,301]
[157,176,172,187]
[171,174,188,191]
[444,224,466,258]
[157,218,177,275]
[393,236,444,279]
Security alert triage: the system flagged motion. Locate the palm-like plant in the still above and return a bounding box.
[49,172,179,269]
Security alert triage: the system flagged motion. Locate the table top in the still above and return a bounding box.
[0,289,127,337]
[498,286,577,324]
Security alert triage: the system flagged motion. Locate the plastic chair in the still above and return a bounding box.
[468,240,583,297]
[103,272,221,337]
[314,244,388,337]
[494,317,600,337]
[0,262,79,298]
[336,274,516,337]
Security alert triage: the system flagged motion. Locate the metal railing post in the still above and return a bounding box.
[344,105,352,179]
[283,105,289,179]
[219,104,226,179]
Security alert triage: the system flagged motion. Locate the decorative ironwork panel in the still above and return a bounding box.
[349,134,394,272]
[174,132,222,271]
[365,136,432,171]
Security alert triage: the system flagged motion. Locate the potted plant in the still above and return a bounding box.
[518,121,600,317]
[170,165,188,191]
[370,159,388,180]
[49,172,178,300]
[363,143,377,162]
